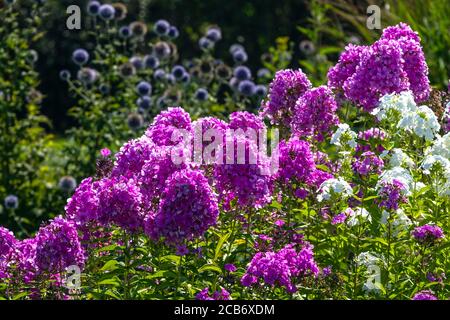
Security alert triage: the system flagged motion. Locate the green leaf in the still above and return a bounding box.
[198,264,222,274]
[97,278,121,286]
[214,232,231,261]
[100,260,119,272]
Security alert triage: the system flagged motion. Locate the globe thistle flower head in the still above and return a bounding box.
[119,63,136,78]
[72,49,89,66]
[215,64,232,80]
[168,26,179,39]
[171,65,186,79]
[99,84,110,95]
[59,69,71,81]
[112,3,127,20]
[137,96,152,110]
[195,88,209,101]
[232,49,248,64]
[199,37,214,51]
[4,195,19,209]
[127,113,144,131]
[98,4,116,20]
[86,1,100,16]
[154,42,171,60]
[130,56,144,70]
[233,66,251,81]
[144,55,159,69]
[254,85,267,97]
[153,68,166,81]
[154,19,170,36]
[136,81,152,96]
[180,72,191,84]
[77,68,98,84]
[238,80,256,96]
[257,68,271,79]
[58,176,77,192]
[229,43,245,55]
[130,21,148,38]
[119,26,132,39]
[206,27,222,42]
[299,40,315,55]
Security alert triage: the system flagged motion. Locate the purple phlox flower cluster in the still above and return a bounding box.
[412,224,445,244]
[261,69,312,127]
[377,179,408,211]
[213,137,274,210]
[196,287,231,300]
[100,148,111,158]
[229,111,266,132]
[241,243,319,293]
[65,177,100,225]
[329,23,430,111]
[139,145,191,206]
[0,227,18,279]
[305,169,334,189]
[192,116,229,166]
[276,136,316,185]
[291,86,339,141]
[356,128,387,154]
[327,44,366,93]
[224,263,237,272]
[145,107,193,146]
[412,290,438,300]
[34,216,86,274]
[112,135,156,178]
[96,177,145,232]
[145,169,219,245]
[331,213,348,225]
[343,39,409,112]
[352,151,384,176]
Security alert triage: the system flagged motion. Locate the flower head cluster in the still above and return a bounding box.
[412,290,438,300]
[145,107,193,146]
[412,224,445,244]
[317,178,353,202]
[241,244,319,293]
[261,69,312,127]
[146,169,219,244]
[352,151,384,176]
[196,287,231,300]
[229,111,265,132]
[356,128,387,155]
[112,135,155,178]
[329,23,430,111]
[377,179,408,211]
[0,227,17,278]
[34,217,86,273]
[398,105,440,141]
[276,136,316,185]
[291,86,339,141]
[330,123,357,149]
[213,138,274,209]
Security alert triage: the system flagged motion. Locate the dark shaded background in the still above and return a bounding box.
[35,0,310,133]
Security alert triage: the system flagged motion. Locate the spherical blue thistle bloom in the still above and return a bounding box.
[233,66,252,81]
[4,195,18,210]
[130,56,144,70]
[171,65,186,79]
[99,84,110,95]
[233,49,248,64]
[119,26,132,38]
[98,4,115,20]
[87,1,101,16]
[59,69,71,81]
[154,42,171,59]
[137,96,152,110]
[181,72,191,84]
[199,37,214,50]
[254,85,267,97]
[154,69,166,81]
[127,113,144,131]
[206,27,222,42]
[77,68,98,84]
[166,74,176,85]
[229,77,240,90]
[136,81,152,96]
[154,19,170,36]
[168,26,179,39]
[72,49,89,66]
[195,88,209,101]
[58,176,77,192]
[257,68,271,79]
[144,55,160,69]
[229,43,245,55]
[238,80,256,96]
